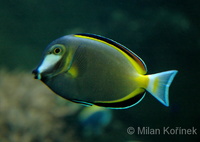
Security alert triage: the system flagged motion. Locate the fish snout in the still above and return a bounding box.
[32,69,42,80]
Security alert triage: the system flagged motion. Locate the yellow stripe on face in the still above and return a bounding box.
[68,64,78,78]
[74,35,145,75]
[55,44,78,76]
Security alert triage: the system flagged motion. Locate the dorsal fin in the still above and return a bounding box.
[74,33,147,74]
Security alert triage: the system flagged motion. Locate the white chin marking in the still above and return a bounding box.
[38,54,61,73]
[37,74,42,80]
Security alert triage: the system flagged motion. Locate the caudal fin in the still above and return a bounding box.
[146,70,178,106]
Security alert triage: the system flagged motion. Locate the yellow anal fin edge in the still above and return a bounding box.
[94,89,146,109]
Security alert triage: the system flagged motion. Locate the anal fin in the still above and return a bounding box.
[94,89,146,109]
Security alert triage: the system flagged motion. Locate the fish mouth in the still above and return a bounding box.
[32,69,42,80]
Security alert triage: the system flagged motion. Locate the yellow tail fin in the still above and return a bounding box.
[146,70,178,106]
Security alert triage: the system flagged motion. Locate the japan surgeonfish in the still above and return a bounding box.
[32,33,178,109]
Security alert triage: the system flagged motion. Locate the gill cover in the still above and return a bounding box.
[38,44,65,77]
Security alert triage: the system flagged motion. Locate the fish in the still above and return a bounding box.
[32,33,178,109]
[78,106,112,136]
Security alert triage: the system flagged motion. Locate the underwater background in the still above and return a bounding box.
[0,0,199,142]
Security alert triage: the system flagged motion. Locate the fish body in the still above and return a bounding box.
[33,33,178,109]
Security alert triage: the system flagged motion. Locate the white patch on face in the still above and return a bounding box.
[38,54,62,73]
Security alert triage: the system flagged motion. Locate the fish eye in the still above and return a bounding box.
[51,44,66,55]
[54,48,61,54]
